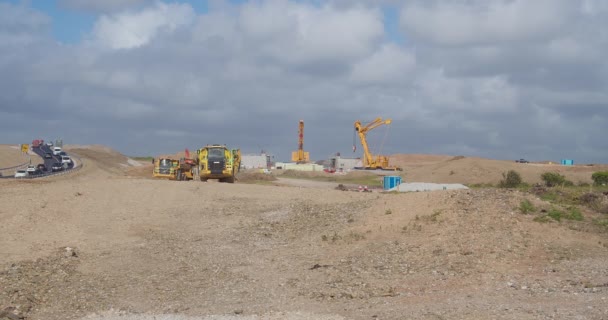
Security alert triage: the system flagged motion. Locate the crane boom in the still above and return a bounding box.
[354,117,401,171]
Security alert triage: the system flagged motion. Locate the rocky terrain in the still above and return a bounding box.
[1,147,607,320]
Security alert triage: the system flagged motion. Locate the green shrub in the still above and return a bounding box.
[519,199,536,214]
[566,207,583,221]
[499,170,522,188]
[541,172,567,187]
[547,208,564,221]
[592,171,608,186]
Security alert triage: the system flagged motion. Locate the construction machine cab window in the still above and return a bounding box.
[159,159,173,168]
[208,148,224,158]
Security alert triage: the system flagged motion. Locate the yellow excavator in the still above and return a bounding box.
[354,117,402,171]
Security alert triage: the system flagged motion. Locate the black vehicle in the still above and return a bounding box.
[36,163,47,172]
[44,152,52,159]
[59,151,67,157]
[51,162,64,172]
[515,159,529,163]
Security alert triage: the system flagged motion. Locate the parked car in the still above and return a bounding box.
[14,170,28,178]
[44,152,52,159]
[51,162,64,172]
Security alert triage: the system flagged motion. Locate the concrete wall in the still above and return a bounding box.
[274,162,324,171]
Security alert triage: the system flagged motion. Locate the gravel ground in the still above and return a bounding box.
[1,157,608,320]
[390,182,469,192]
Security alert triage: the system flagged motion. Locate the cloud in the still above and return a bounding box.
[400,0,576,46]
[58,0,152,13]
[0,2,51,46]
[1,1,608,163]
[90,2,195,49]
[350,44,416,84]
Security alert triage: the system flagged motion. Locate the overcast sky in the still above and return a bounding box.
[1,0,607,163]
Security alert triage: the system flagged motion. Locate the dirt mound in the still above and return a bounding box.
[125,163,155,179]
[390,154,453,167]
[390,154,608,185]
[65,145,143,175]
[237,172,277,183]
[0,145,29,169]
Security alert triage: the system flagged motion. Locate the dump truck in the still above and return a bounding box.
[197,144,241,183]
[153,158,180,179]
[153,158,197,181]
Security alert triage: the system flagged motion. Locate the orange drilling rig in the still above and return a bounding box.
[291,120,310,163]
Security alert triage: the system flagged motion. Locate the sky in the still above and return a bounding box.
[1,0,607,163]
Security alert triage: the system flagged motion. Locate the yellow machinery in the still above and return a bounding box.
[153,158,180,179]
[153,152,197,181]
[354,117,402,171]
[291,120,310,163]
[198,144,241,183]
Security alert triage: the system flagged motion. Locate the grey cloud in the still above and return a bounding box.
[58,0,152,13]
[1,1,608,163]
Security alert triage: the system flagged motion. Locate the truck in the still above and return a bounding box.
[197,144,241,183]
[31,139,44,148]
[153,157,197,181]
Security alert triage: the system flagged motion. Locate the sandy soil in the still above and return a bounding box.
[0,145,30,169]
[1,147,608,320]
[391,155,608,185]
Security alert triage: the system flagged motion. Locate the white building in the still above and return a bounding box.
[328,156,362,172]
[241,154,271,169]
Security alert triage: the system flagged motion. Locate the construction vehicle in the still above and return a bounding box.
[153,158,180,179]
[354,117,402,171]
[153,149,197,181]
[291,120,310,163]
[197,144,241,183]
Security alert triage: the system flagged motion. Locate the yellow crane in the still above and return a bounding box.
[354,117,402,171]
[291,120,310,163]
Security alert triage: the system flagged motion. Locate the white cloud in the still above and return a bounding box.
[350,44,416,84]
[91,2,195,49]
[400,0,575,46]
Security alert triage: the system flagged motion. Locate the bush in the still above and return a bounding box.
[499,170,522,188]
[541,172,567,187]
[547,208,564,221]
[519,199,536,214]
[566,207,584,221]
[592,171,608,186]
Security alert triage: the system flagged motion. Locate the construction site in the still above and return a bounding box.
[1,113,608,320]
[149,118,405,189]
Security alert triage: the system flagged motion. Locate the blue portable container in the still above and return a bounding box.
[561,159,574,166]
[383,176,402,190]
